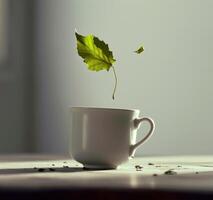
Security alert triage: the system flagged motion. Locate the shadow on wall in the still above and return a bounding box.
[0,0,35,153]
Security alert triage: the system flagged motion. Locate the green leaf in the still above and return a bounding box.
[134,45,144,54]
[75,32,116,71]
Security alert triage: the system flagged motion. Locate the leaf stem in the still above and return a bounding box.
[112,66,117,100]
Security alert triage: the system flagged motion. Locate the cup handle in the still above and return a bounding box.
[129,117,155,157]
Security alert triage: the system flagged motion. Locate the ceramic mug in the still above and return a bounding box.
[70,107,155,169]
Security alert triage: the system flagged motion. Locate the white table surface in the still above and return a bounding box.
[0,154,213,192]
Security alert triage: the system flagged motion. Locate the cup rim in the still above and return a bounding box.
[70,106,139,113]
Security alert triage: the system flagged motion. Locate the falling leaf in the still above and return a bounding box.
[75,32,116,71]
[75,31,117,99]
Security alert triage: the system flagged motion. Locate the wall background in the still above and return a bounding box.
[34,0,213,155]
[1,0,213,155]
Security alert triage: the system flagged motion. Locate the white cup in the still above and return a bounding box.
[70,107,155,169]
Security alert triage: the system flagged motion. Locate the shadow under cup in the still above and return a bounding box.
[70,107,155,169]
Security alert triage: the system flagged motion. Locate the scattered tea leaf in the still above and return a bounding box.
[63,165,69,168]
[164,170,177,175]
[148,163,154,165]
[135,165,143,171]
[38,168,45,172]
[153,174,158,176]
[195,172,199,174]
[49,168,55,172]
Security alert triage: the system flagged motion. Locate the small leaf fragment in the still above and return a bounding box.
[134,45,144,54]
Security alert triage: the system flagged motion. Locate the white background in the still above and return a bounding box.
[34,0,213,155]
